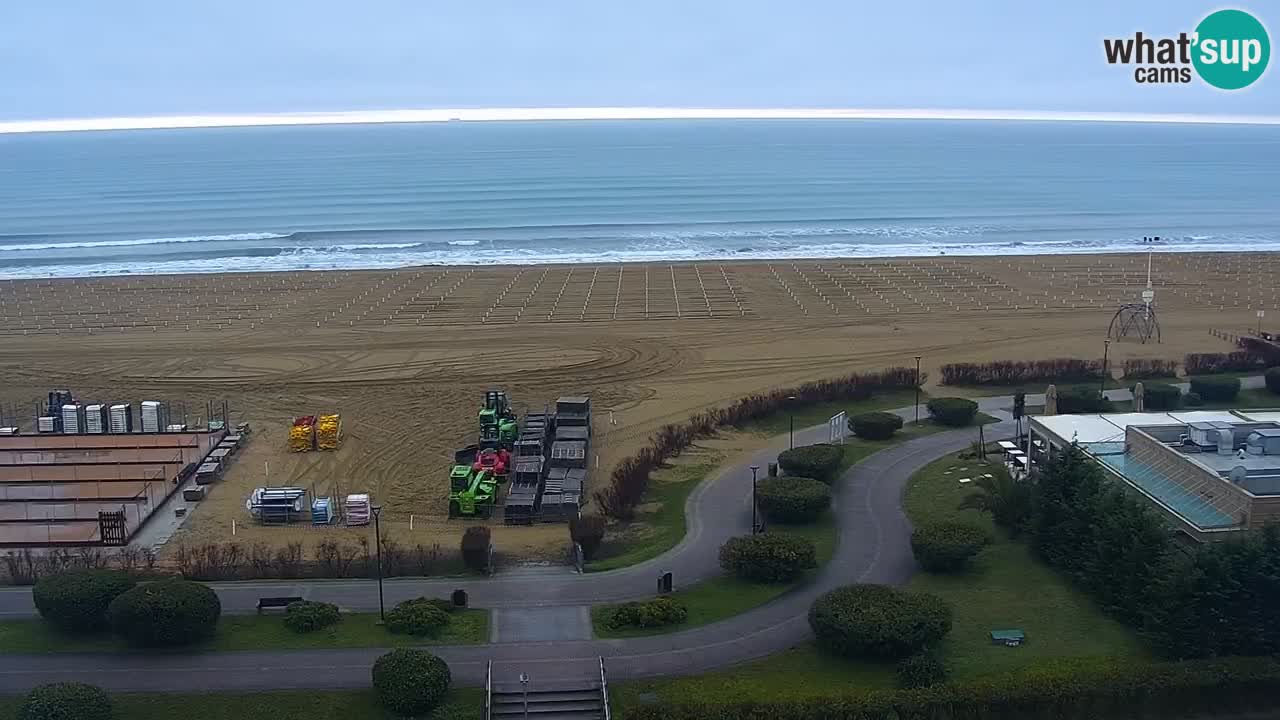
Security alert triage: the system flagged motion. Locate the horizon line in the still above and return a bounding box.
[3,107,1280,135]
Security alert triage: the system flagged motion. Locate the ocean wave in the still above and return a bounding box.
[5,237,1280,280]
[447,240,481,246]
[0,232,288,252]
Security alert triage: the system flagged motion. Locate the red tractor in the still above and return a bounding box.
[473,447,511,479]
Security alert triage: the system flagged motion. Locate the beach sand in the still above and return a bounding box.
[0,252,1273,558]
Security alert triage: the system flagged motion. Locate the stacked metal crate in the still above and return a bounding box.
[60,404,83,434]
[37,416,56,433]
[84,404,108,434]
[140,401,164,433]
[543,396,591,522]
[503,412,550,525]
[109,404,132,433]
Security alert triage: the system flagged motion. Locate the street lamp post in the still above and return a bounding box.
[1100,340,1111,398]
[372,504,385,622]
[787,395,797,450]
[913,356,922,425]
[749,465,760,534]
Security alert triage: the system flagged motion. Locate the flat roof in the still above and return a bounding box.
[1032,415,1128,444]
[1234,411,1280,423]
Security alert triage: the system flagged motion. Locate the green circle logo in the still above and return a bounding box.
[1192,9,1270,90]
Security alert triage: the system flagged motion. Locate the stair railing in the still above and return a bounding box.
[599,656,612,720]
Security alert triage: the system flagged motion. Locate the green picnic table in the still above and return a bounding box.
[990,629,1025,646]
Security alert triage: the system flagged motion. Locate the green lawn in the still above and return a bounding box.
[609,448,1148,710]
[592,513,836,639]
[586,454,724,573]
[903,453,1149,679]
[0,688,482,720]
[0,609,488,654]
[748,390,921,436]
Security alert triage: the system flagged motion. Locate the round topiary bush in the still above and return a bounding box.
[718,532,816,583]
[926,398,978,427]
[18,683,112,720]
[756,476,831,524]
[1190,376,1241,402]
[371,648,451,717]
[848,411,904,441]
[386,597,450,637]
[897,651,948,689]
[32,569,135,633]
[776,444,843,483]
[284,600,341,633]
[1184,391,1204,407]
[910,522,992,573]
[808,584,952,659]
[1055,387,1114,414]
[1267,367,1280,395]
[108,578,220,647]
[605,597,688,630]
[1141,383,1182,411]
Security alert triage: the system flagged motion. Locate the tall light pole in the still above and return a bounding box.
[1100,339,1111,398]
[749,465,760,534]
[787,395,797,449]
[372,504,385,622]
[913,356,922,425]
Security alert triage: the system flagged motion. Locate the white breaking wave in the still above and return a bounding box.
[4,238,1279,280]
[309,242,421,251]
[3,107,1280,135]
[0,232,287,252]
[447,240,481,246]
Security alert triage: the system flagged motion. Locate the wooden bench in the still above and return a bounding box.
[257,596,304,613]
[990,629,1026,647]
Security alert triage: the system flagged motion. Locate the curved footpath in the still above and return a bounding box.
[0,393,1033,692]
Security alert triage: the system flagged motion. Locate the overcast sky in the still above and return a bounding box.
[1,1,1274,120]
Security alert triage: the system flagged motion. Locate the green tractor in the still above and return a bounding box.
[448,447,497,518]
[479,390,518,449]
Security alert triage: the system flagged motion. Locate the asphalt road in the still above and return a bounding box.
[0,404,1016,692]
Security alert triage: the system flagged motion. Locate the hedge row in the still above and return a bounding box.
[719,533,816,583]
[604,597,688,630]
[1184,351,1265,375]
[32,569,134,632]
[808,585,952,660]
[1121,358,1178,379]
[926,397,978,426]
[595,367,920,519]
[848,411,904,440]
[1268,367,1280,395]
[756,477,831,524]
[940,358,1103,386]
[624,657,1280,720]
[1053,387,1114,414]
[1188,375,1240,402]
[777,444,843,483]
[1136,382,1181,410]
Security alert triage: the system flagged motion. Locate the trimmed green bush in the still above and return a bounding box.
[926,398,978,427]
[283,600,340,633]
[756,476,831,524]
[108,579,220,647]
[1184,391,1204,407]
[605,597,688,629]
[17,683,112,720]
[371,648,451,717]
[386,597,450,637]
[719,533,817,583]
[1267,367,1280,395]
[910,522,991,573]
[625,657,1280,720]
[848,411,904,440]
[1190,375,1241,402]
[1141,382,1181,410]
[776,444,843,483]
[32,569,135,633]
[808,584,952,659]
[897,651,947,689]
[1055,387,1114,414]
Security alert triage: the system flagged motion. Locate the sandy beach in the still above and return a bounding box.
[0,252,1273,557]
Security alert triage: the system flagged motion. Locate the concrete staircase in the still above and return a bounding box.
[490,679,607,720]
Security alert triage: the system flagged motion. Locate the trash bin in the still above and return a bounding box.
[452,589,468,608]
[658,571,673,594]
[767,462,778,477]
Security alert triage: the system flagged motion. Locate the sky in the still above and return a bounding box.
[0,0,1274,121]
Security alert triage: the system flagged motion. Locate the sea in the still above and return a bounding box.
[1,119,1278,279]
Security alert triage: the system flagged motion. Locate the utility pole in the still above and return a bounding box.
[372,504,385,622]
[1100,339,1111,398]
[914,356,922,425]
[787,395,797,449]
